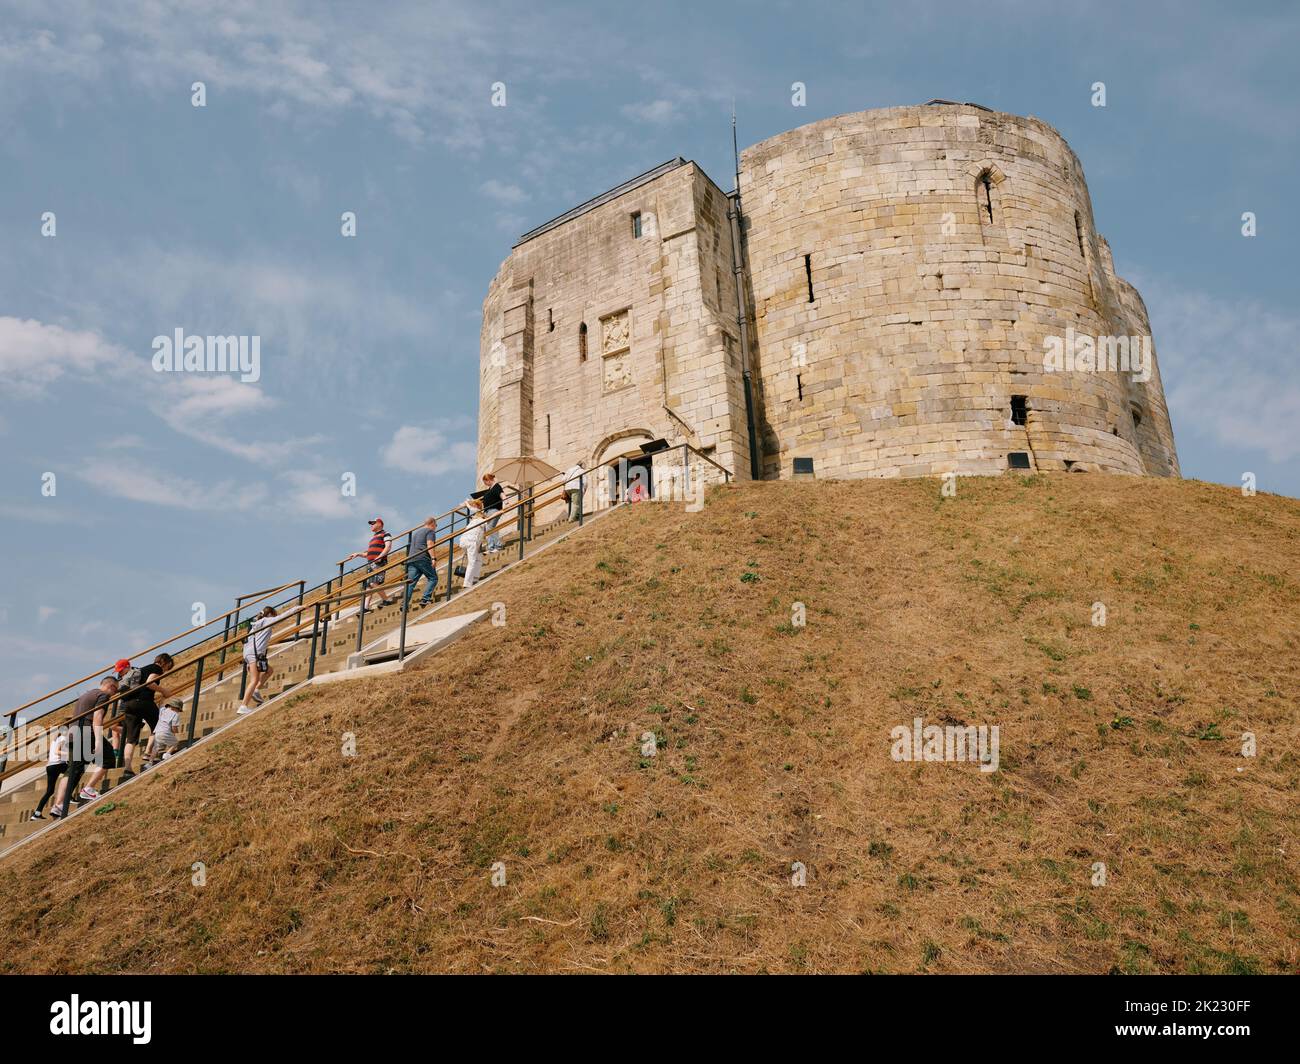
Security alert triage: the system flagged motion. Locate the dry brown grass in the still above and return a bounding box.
[1,474,1297,974]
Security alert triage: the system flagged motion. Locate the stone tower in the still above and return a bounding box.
[477,103,1179,485]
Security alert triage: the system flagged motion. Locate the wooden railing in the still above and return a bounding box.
[0,444,732,787]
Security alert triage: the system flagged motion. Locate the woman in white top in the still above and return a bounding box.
[32,728,70,819]
[459,497,487,589]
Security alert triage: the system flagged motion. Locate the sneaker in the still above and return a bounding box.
[251,691,265,705]
[79,787,99,801]
[236,704,253,715]
[119,770,136,782]
[29,810,44,820]
[49,807,63,819]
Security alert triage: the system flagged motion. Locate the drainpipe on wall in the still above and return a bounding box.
[727,109,762,482]
[727,189,762,482]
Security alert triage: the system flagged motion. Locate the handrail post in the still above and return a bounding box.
[321,583,331,647]
[578,472,585,526]
[355,589,368,654]
[398,584,410,663]
[512,486,522,559]
[682,444,689,501]
[185,656,205,747]
[297,580,305,608]
[238,660,248,702]
[217,612,232,679]
[445,512,457,603]
[307,603,322,680]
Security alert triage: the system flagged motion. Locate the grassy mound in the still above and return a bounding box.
[1,474,1296,973]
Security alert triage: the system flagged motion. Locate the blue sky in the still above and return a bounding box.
[1,0,1296,709]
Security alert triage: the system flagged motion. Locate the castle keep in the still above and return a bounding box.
[477,103,1179,488]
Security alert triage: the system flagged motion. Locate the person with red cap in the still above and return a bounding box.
[343,517,394,612]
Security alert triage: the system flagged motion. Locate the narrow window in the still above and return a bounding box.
[1010,395,1028,426]
[578,322,587,362]
[980,173,994,224]
[1130,404,1143,428]
[548,308,555,332]
[1007,452,1031,470]
[796,374,804,401]
[546,414,552,449]
[804,254,814,303]
[631,212,642,238]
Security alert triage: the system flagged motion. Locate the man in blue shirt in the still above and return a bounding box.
[403,517,440,612]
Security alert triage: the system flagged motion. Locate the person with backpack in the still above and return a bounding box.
[237,607,277,715]
[119,652,175,780]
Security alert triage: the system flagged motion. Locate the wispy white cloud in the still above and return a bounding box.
[381,422,477,476]
[277,469,394,522]
[0,502,84,526]
[1142,277,1300,463]
[482,178,529,205]
[0,316,127,396]
[146,375,324,463]
[621,98,680,124]
[76,456,268,512]
[0,1,602,150]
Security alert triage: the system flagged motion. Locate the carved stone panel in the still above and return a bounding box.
[601,309,631,393]
[601,309,630,356]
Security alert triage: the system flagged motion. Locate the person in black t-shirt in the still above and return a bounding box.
[478,473,506,553]
[120,652,175,780]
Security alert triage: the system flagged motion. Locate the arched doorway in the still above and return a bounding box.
[591,428,662,505]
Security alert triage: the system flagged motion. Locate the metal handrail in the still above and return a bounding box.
[4,581,299,725]
[1,444,732,788]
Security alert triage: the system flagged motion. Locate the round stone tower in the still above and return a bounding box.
[739,102,1179,479]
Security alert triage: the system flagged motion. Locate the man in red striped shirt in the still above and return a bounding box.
[344,517,394,611]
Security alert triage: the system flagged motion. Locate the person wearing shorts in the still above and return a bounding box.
[49,676,118,816]
[120,652,174,780]
[237,607,277,715]
[344,517,394,611]
[145,699,184,766]
[79,712,117,800]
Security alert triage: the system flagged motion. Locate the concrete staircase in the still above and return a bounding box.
[0,506,590,856]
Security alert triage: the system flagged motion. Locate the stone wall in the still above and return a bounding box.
[739,103,1179,479]
[477,161,753,484]
[479,104,1179,484]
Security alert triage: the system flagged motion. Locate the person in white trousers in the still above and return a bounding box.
[459,497,487,589]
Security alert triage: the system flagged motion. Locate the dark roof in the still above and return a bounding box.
[513,157,689,248]
[925,98,992,111]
